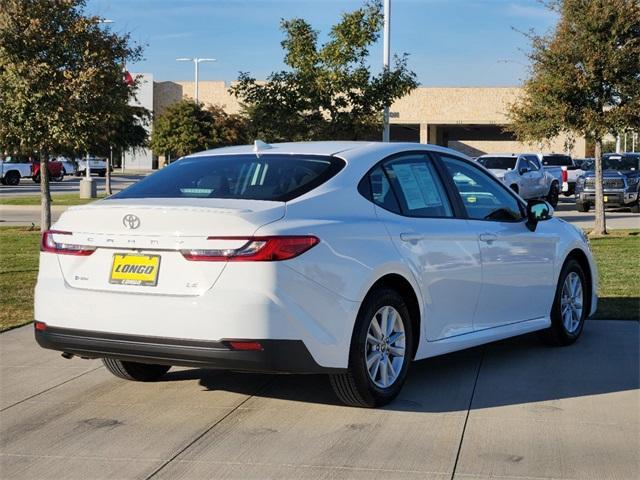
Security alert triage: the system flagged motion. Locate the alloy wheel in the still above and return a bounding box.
[365,305,406,388]
[561,272,583,333]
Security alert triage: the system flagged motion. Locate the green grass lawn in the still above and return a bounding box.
[0,226,637,332]
[0,193,107,206]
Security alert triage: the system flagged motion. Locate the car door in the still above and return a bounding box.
[365,152,482,341]
[515,156,535,199]
[526,155,546,198]
[436,154,557,330]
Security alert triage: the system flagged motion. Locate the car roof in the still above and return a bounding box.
[187,141,378,158]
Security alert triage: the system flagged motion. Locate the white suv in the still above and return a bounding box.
[35,142,597,407]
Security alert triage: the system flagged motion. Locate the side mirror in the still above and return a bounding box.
[526,200,553,231]
[518,167,528,175]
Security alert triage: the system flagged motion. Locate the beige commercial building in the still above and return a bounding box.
[151,80,587,164]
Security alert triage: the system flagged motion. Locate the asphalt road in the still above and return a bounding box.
[1,320,637,479]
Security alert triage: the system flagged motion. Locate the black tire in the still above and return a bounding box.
[631,202,639,214]
[4,171,20,186]
[547,182,559,208]
[0,178,5,185]
[32,173,40,184]
[330,288,413,408]
[540,258,588,346]
[576,202,590,212]
[102,358,170,381]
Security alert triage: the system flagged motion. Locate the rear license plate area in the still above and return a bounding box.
[110,254,160,286]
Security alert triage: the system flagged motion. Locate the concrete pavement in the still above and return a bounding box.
[1,320,638,479]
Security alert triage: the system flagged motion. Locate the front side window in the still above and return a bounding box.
[111,154,345,202]
[382,154,453,218]
[439,155,523,222]
[526,156,541,170]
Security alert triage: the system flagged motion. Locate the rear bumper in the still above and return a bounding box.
[35,324,344,374]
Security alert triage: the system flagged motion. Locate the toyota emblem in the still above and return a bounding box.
[122,214,141,230]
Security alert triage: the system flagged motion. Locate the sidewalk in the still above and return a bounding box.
[1,320,637,479]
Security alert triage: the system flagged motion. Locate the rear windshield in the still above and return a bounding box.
[477,157,517,170]
[111,154,345,202]
[541,155,573,167]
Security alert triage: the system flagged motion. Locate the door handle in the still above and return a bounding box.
[400,232,424,242]
[479,233,498,243]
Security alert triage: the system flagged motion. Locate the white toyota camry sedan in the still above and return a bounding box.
[35,141,597,407]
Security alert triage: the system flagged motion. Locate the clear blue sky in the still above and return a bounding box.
[86,0,558,86]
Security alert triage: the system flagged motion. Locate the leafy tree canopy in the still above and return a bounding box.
[150,100,250,159]
[508,0,640,143]
[230,0,418,142]
[0,0,144,155]
[507,0,640,235]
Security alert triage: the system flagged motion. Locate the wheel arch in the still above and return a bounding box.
[563,248,593,317]
[363,273,421,360]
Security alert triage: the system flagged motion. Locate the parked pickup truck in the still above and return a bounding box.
[0,156,33,185]
[540,153,583,196]
[76,157,110,177]
[476,153,560,207]
[575,152,640,213]
[0,156,63,185]
[32,159,64,183]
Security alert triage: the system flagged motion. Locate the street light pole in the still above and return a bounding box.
[176,57,216,104]
[382,0,391,142]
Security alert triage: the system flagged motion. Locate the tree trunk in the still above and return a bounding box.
[592,138,607,235]
[40,150,51,232]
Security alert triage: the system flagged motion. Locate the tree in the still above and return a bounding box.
[230,0,418,142]
[508,0,640,235]
[90,105,150,195]
[150,100,249,159]
[0,0,143,231]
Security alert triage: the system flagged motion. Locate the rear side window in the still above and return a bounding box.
[111,154,345,202]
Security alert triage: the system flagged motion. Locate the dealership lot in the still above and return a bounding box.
[1,320,637,479]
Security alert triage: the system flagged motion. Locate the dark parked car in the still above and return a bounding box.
[575,153,639,213]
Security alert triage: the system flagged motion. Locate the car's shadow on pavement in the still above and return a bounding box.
[161,321,638,413]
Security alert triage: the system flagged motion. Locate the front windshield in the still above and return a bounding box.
[602,155,639,171]
[477,157,517,170]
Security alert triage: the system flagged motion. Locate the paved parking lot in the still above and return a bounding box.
[1,320,638,479]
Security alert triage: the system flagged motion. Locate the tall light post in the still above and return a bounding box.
[80,18,114,199]
[382,0,391,142]
[176,57,216,104]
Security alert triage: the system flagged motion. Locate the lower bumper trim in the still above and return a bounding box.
[35,324,344,374]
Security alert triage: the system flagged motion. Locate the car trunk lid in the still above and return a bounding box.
[52,198,285,296]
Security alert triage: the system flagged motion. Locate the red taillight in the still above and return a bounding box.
[562,167,568,183]
[41,230,96,256]
[226,341,263,351]
[181,236,319,262]
[34,321,47,331]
